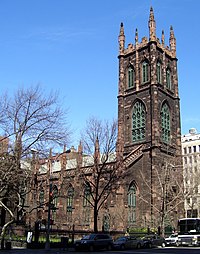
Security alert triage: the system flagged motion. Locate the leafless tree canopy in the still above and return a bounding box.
[81,116,117,158]
[0,85,71,157]
[0,85,71,248]
[80,117,121,232]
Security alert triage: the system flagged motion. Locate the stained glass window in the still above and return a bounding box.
[132,101,146,142]
[128,66,135,88]
[142,61,149,83]
[128,184,136,223]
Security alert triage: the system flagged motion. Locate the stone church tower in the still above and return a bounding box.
[116,7,183,230]
[23,7,183,235]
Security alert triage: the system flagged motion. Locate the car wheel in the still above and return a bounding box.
[120,244,125,250]
[162,242,166,248]
[107,244,112,251]
[137,243,141,249]
[89,245,94,252]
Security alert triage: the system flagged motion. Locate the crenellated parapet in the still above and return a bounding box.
[118,7,176,59]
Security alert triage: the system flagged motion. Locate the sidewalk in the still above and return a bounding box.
[0,247,75,254]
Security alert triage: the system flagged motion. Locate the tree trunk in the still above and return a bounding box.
[0,219,14,250]
[93,206,98,233]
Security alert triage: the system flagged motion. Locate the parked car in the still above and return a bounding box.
[113,236,144,250]
[165,234,179,246]
[142,234,166,248]
[74,233,113,251]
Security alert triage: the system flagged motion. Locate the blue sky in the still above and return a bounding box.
[0,0,199,147]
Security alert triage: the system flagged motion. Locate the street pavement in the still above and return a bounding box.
[1,247,200,254]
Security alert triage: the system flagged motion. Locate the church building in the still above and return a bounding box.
[27,7,183,235]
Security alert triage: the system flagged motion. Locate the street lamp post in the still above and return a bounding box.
[45,148,70,250]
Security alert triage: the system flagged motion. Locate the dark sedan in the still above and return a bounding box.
[142,234,166,248]
[74,233,113,251]
[113,236,144,250]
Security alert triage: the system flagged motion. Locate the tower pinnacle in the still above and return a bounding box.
[118,22,125,54]
[148,6,156,41]
[169,25,176,57]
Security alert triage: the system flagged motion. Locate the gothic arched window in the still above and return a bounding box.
[166,68,172,89]
[83,183,91,207]
[142,60,149,83]
[128,66,135,88]
[128,184,136,224]
[83,183,91,224]
[157,61,162,84]
[67,185,74,212]
[132,101,146,142]
[161,103,171,143]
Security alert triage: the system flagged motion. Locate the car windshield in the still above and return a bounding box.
[116,237,126,241]
[82,235,93,240]
[170,234,177,238]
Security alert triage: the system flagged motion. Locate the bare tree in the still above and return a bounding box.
[0,85,71,248]
[79,117,122,232]
[138,158,184,236]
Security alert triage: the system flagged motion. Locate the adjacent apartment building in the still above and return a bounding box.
[182,128,200,218]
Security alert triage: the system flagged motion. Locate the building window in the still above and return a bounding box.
[52,185,58,219]
[83,183,91,224]
[128,184,136,224]
[193,146,196,153]
[157,61,162,83]
[184,147,187,154]
[39,188,44,206]
[184,157,187,164]
[66,185,74,222]
[142,61,149,83]
[128,66,135,88]
[188,147,192,153]
[166,68,172,89]
[132,101,146,142]
[161,103,171,143]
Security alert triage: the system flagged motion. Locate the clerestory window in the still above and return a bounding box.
[161,103,171,143]
[132,101,146,142]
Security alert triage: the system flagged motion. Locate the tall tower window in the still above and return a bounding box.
[157,61,162,84]
[128,66,135,88]
[132,101,146,142]
[161,103,171,143]
[83,183,91,224]
[166,68,172,89]
[142,61,149,83]
[128,184,136,224]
